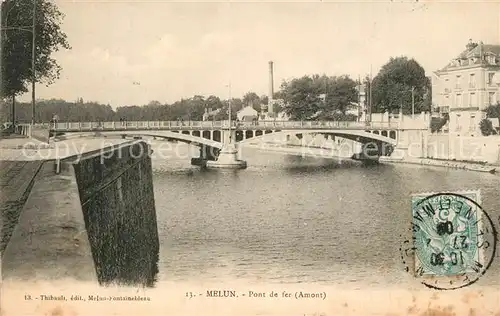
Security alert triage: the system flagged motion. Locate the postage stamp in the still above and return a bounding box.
[406,190,497,290]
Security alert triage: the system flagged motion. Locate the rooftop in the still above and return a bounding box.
[439,41,500,72]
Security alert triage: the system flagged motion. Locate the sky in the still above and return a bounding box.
[17,0,500,108]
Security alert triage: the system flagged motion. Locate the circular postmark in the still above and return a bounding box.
[400,191,497,290]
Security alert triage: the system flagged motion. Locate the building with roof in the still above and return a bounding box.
[354,83,367,121]
[432,40,500,136]
[237,105,259,121]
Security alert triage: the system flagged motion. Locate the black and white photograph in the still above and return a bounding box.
[1,1,500,315]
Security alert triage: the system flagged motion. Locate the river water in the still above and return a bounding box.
[150,142,500,289]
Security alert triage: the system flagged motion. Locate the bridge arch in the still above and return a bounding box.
[237,129,397,146]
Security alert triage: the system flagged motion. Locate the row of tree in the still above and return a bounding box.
[1,1,433,123]
[271,56,431,120]
[279,75,358,120]
[0,93,270,122]
[1,56,433,123]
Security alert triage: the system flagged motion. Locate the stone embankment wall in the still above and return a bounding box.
[70,141,159,287]
[1,140,159,286]
[426,134,500,164]
[392,131,500,165]
[390,130,427,159]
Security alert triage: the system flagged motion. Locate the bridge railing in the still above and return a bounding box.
[236,120,400,129]
[47,120,401,131]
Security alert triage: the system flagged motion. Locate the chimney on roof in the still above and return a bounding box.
[466,39,478,51]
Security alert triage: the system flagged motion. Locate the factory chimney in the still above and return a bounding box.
[268,61,274,114]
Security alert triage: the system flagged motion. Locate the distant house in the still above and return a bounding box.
[237,105,258,121]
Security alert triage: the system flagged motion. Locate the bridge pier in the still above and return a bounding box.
[351,141,394,163]
[191,144,219,167]
[206,130,247,169]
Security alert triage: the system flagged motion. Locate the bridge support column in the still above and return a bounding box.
[191,144,219,167]
[352,141,394,164]
[206,129,247,169]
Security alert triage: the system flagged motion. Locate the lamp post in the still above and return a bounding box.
[357,75,361,122]
[0,0,3,91]
[367,65,373,125]
[411,86,415,119]
[0,0,5,127]
[227,82,232,130]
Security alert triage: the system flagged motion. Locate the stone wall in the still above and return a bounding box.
[70,141,159,287]
[393,130,427,158]
[426,134,450,159]
[369,112,430,130]
[426,134,500,164]
[1,141,159,286]
[392,131,500,164]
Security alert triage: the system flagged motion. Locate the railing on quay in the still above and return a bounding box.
[34,120,402,131]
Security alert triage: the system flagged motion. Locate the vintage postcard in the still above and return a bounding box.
[1,0,500,315]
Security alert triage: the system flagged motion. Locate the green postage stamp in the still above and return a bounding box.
[411,190,497,290]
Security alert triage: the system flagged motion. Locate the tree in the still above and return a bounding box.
[242,92,260,108]
[146,100,162,107]
[430,113,449,133]
[280,76,321,120]
[1,0,70,99]
[280,74,358,120]
[273,90,285,100]
[480,118,496,136]
[260,95,269,105]
[485,102,500,119]
[371,56,430,114]
[205,95,223,111]
[213,101,237,121]
[272,100,283,114]
[322,75,358,117]
[187,95,206,120]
